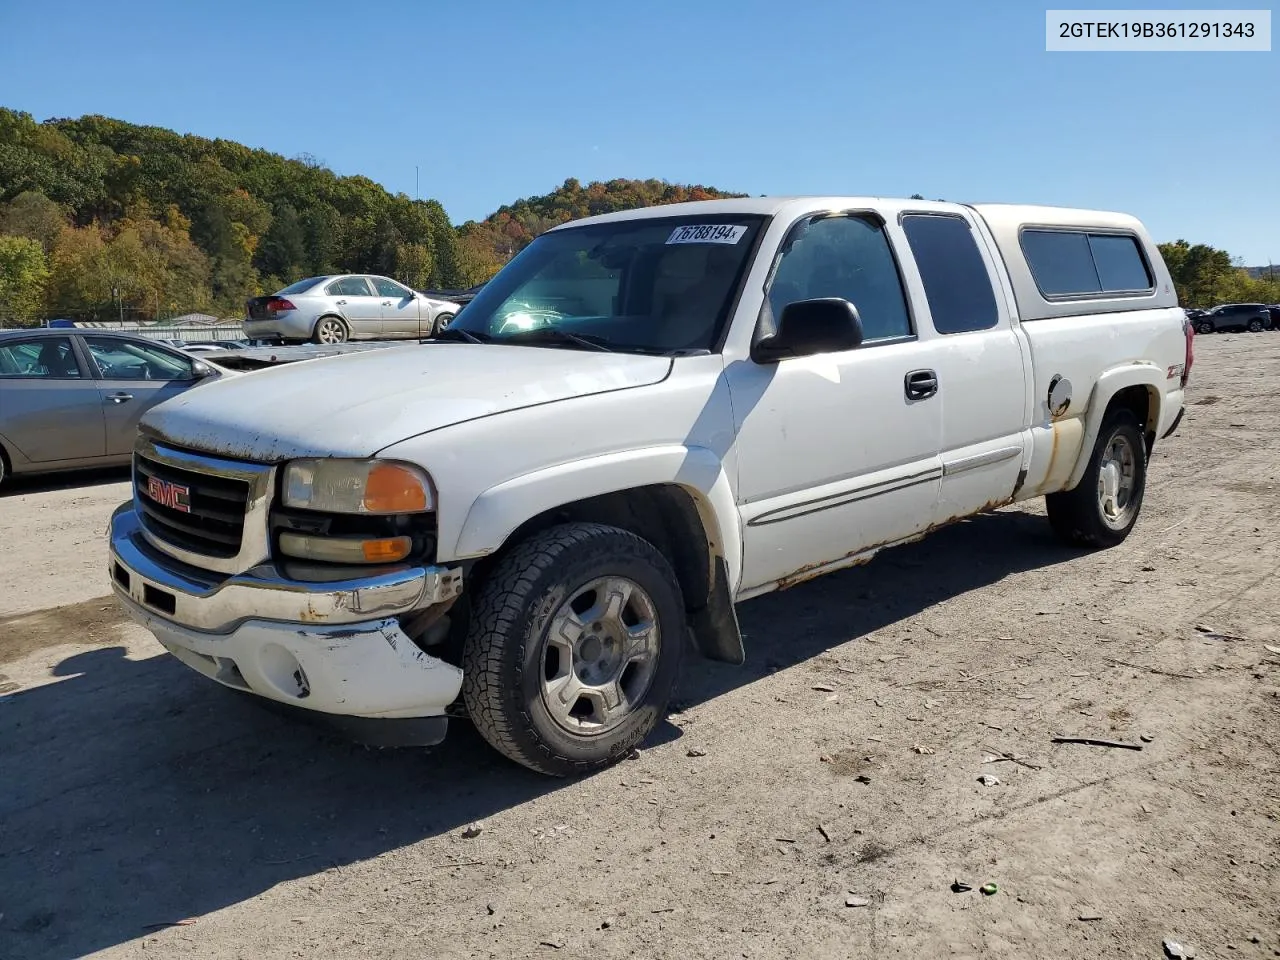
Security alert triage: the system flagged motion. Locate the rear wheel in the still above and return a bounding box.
[1197,321,1214,335]
[462,522,685,777]
[1248,318,1264,332]
[312,316,349,344]
[1046,409,1147,548]
[0,445,8,489]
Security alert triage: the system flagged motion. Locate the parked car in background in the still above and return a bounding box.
[1192,303,1272,334]
[1268,305,1280,330]
[0,330,232,488]
[179,341,248,354]
[245,275,461,344]
[1183,307,1208,325]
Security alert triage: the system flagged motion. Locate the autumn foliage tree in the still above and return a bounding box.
[454,177,749,284]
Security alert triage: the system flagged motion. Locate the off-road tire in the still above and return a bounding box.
[1046,409,1147,548]
[462,522,685,777]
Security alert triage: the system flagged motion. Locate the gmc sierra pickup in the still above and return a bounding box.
[108,197,1193,776]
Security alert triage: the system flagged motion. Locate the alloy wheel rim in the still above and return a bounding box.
[540,576,661,735]
[1097,433,1138,530]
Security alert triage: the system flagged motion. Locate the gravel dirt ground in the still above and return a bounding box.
[1,335,1277,960]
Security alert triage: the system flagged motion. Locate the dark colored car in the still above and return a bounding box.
[0,329,226,488]
[1193,303,1272,334]
[418,282,486,310]
[1268,305,1280,330]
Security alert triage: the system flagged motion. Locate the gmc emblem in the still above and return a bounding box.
[146,476,191,513]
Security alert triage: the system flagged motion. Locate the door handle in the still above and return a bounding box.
[106,392,133,404]
[335,299,347,305]
[905,369,938,401]
[382,300,392,306]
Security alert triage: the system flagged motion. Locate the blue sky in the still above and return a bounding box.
[1,0,1275,263]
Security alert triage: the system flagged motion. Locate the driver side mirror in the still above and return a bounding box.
[753,298,865,362]
[191,360,214,379]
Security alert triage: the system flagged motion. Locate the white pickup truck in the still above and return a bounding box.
[108,197,1193,776]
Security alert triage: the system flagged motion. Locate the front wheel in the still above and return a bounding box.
[432,313,455,336]
[462,522,685,777]
[1197,321,1214,335]
[1046,409,1147,548]
[1248,318,1264,332]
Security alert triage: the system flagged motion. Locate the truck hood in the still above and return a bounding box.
[140,343,673,462]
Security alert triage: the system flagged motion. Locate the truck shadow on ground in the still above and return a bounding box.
[0,509,1077,960]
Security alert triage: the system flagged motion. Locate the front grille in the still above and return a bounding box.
[134,453,250,559]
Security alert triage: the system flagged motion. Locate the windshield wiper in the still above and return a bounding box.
[429,327,489,344]
[498,328,615,353]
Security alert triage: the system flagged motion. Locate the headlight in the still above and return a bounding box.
[282,459,434,514]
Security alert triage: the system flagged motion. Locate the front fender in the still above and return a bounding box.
[450,444,743,590]
[1064,363,1165,491]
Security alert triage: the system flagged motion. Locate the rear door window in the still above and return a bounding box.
[326,277,374,297]
[0,337,83,379]
[901,214,999,334]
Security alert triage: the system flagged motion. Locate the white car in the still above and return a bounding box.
[109,196,1191,777]
[244,274,460,344]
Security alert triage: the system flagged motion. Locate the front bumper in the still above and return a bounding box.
[109,504,464,726]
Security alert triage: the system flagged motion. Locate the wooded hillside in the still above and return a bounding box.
[0,108,1274,326]
[0,109,744,325]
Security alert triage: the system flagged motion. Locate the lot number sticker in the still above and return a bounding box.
[666,224,747,245]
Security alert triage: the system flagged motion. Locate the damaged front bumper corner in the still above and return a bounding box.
[108,504,464,745]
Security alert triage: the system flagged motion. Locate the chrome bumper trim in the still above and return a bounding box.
[109,503,462,633]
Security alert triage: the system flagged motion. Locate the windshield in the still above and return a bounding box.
[447,215,766,354]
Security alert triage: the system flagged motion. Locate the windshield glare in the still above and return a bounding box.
[449,215,766,354]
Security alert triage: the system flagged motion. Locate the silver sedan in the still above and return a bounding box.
[244,274,460,344]
[0,329,230,488]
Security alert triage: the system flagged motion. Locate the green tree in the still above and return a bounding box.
[0,235,50,326]
[1159,240,1233,306]
[257,202,307,282]
[300,205,339,275]
[47,223,116,320]
[0,190,67,251]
